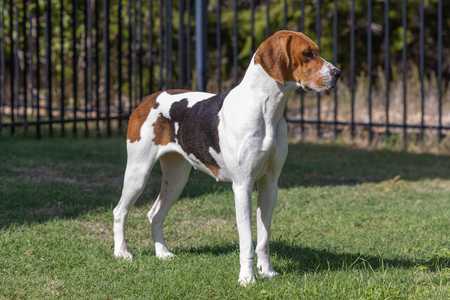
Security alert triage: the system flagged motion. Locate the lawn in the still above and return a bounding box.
[1,137,450,299]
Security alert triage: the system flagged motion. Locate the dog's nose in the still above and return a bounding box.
[331,68,341,79]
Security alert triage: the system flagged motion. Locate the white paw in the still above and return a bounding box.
[114,250,133,261]
[238,274,256,287]
[258,268,279,279]
[156,251,175,260]
[257,265,280,279]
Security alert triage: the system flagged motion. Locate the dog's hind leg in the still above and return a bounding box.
[147,152,191,259]
[113,141,157,260]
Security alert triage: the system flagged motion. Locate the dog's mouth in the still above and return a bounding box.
[297,83,328,93]
[296,85,312,92]
[298,76,339,93]
[296,81,313,92]
[328,76,340,89]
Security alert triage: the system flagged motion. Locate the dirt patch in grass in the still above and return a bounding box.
[176,217,231,236]
[11,165,122,192]
[77,220,112,242]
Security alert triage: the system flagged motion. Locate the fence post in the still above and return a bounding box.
[195,0,206,91]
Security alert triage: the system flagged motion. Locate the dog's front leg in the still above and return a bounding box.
[256,175,279,279]
[232,181,255,286]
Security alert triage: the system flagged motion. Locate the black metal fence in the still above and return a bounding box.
[0,0,448,147]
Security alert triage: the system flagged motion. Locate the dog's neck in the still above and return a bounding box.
[237,56,297,122]
[231,56,297,151]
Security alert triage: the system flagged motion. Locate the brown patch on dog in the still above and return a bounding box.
[153,113,175,145]
[165,89,191,95]
[127,91,162,142]
[254,30,324,86]
[206,164,220,177]
[168,92,229,177]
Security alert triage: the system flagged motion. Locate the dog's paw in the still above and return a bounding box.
[156,251,175,260]
[258,268,279,279]
[238,274,256,287]
[257,263,279,279]
[114,250,133,261]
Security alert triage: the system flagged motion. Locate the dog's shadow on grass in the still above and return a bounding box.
[178,241,450,274]
[178,142,450,199]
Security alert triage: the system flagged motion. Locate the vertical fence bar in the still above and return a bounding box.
[118,0,123,129]
[22,0,28,132]
[35,0,41,138]
[384,0,390,136]
[28,8,34,135]
[165,0,172,88]
[265,0,270,36]
[350,0,355,138]
[0,2,4,134]
[137,0,143,101]
[9,0,16,135]
[232,0,238,85]
[195,0,206,91]
[437,0,443,141]
[148,0,154,92]
[179,0,187,87]
[128,0,134,113]
[186,0,192,86]
[419,0,425,141]
[45,0,53,136]
[315,0,321,138]
[298,0,305,138]
[60,0,65,136]
[158,0,164,89]
[332,0,338,139]
[85,0,93,137]
[216,0,221,93]
[401,0,407,148]
[250,0,255,53]
[72,0,78,135]
[13,2,19,132]
[132,1,137,106]
[94,0,100,134]
[83,0,88,136]
[28,9,34,136]
[104,0,111,136]
[367,0,373,143]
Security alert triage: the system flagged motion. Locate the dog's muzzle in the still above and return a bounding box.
[329,67,341,89]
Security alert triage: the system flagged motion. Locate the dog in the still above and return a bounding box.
[113,30,340,285]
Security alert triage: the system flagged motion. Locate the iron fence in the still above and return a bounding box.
[0,0,448,147]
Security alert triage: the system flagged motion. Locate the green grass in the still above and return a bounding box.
[1,137,450,299]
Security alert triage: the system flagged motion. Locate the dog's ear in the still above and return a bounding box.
[254,33,293,84]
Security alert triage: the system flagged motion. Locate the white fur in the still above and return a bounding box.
[113,51,336,285]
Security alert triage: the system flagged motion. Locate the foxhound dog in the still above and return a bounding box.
[113,30,340,285]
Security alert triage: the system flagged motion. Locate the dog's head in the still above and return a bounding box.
[254,30,340,92]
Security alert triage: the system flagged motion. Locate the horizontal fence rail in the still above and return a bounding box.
[0,0,448,148]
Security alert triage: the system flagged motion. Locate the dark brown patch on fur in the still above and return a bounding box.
[169,92,229,176]
[153,113,175,145]
[127,91,162,142]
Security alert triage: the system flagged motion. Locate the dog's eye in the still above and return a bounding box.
[303,50,316,62]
